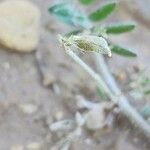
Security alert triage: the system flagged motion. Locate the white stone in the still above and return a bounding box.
[0,0,40,52]
[11,144,24,150]
[85,102,110,130]
[19,103,37,114]
[26,142,41,150]
[54,111,64,121]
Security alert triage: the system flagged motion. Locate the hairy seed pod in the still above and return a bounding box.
[72,35,111,56]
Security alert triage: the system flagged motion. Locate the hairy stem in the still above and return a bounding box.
[67,50,115,101]
[67,50,150,139]
[94,54,150,138]
[94,54,121,95]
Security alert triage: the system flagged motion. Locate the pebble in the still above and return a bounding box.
[42,74,56,87]
[85,102,112,130]
[11,144,24,150]
[85,106,105,130]
[19,103,38,114]
[54,111,64,121]
[0,0,40,52]
[26,142,41,150]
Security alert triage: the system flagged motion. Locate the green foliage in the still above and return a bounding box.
[106,24,135,34]
[88,2,116,21]
[79,0,94,5]
[49,1,137,58]
[110,45,137,57]
[140,105,150,118]
[96,87,108,101]
[48,2,90,28]
[144,90,150,95]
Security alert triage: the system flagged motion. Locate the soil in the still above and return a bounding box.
[0,0,150,149]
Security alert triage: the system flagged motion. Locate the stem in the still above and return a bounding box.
[94,54,150,138]
[94,53,121,95]
[67,50,116,102]
[67,50,150,139]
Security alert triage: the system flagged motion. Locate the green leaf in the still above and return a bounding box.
[88,2,116,21]
[144,89,150,95]
[111,45,137,57]
[48,2,90,28]
[49,3,72,24]
[106,24,135,34]
[79,0,94,5]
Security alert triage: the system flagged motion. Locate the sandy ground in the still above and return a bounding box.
[0,0,150,149]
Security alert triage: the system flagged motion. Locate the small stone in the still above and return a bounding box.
[0,0,40,52]
[19,103,37,114]
[50,119,75,131]
[26,142,41,150]
[54,111,64,121]
[114,70,127,83]
[42,74,56,87]
[85,102,113,130]
[11,144,24,150]
[85,106,105,130]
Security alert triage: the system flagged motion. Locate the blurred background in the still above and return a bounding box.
[0,0,149,149]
